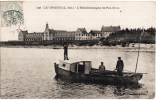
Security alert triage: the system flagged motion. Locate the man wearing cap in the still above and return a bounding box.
[116,57,124,76]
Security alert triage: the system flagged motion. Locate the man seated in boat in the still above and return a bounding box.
[115,57,124,76]
[99,62,105,73]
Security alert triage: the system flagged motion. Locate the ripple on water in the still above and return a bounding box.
[1,48,155,99]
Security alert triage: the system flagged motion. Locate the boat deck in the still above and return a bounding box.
[90,68,135,77]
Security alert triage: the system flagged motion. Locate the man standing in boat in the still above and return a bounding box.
[99,62,105,73]
[116,57,124,76]
[63,43,69,60]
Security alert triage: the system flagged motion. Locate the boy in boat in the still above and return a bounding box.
[99,62,105,73]
[63,44,69,60]
[116,57,124,76]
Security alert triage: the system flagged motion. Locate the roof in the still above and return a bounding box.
[49,29,55,31]
[59,60,91,64]
[101,26,121,32]
[54,30,67,33]
[21,30,28,34]
[89,30,102,35]
[49,29,55,34]
[28,32,43,34]
[67,31,76,33]
[77,28,88,34]
[21,30,44,35]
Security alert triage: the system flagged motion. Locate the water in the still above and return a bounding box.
[0,47,155,99]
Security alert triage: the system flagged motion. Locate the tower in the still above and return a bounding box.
[44,22,50,40]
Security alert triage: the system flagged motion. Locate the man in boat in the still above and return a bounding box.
[116,57,124,76]
[99,62,105,73]
[63,44,69,60]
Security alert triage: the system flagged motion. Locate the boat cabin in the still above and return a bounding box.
[58,60,92,74]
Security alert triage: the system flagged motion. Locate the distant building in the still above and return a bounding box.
[18,30,43,41]
[75,28,91,40]
[89,26,121,40]
[89,30,102,40]
[43,23,54,41]
[65,31,76,41]
[101,26,121,38]
[25,32,43,41]
[54,30,67,41]
[18,30,27,41]
[44,23,76,41]
[18,23,121,41]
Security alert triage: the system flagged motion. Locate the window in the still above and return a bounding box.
[78,62,85,73]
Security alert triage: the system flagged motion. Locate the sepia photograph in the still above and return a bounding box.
[0,1,155,99]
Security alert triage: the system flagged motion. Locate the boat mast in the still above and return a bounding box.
[135,28,144,73]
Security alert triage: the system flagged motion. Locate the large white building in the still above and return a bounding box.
[18,23,121,41]
[89,26,121,40]
[75,28,91,40]
[101,26,121,38]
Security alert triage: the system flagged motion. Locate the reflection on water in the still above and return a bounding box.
[54,75,145,98]
[0,47,155,99]
[54,78,146,99]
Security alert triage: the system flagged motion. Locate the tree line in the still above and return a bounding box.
[107,27,155,43]
[0,27,155,47]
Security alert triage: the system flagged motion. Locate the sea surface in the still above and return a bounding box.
[0,47,155,99]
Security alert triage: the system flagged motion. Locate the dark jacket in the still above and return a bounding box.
[63,45,68,54]
[116,60,124,71]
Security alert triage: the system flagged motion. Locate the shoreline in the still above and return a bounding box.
[0,44,155,52]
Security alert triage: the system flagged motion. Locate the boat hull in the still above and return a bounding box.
[54,64,143,85]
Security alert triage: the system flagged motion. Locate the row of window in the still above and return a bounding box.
[19,33,108,41]
[23,32,111,37]
[54,36,75,38]
[75,34,91,36]
[19,38,23,41]
[55,34,74,36]
[44,38,53,40]
[24,39,42,41]
[75,38,95,40]
[44,35,53,37]
[55,38,74,40]
[26,34,43,36]
[19,37,100,41]
[23,35,103,40]
[75,34,104,37]
[20,36,101,41]
[44,33,109,37]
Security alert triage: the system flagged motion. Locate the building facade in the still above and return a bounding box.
[89,30,102,40]
[54,30,67,41]
[18,23,121,41]
[18,30,27,41]
[43,23,55,41]
[25,32,43,41]
[18,30,43,41]
[101,26,121,38]
[75,28,91,40]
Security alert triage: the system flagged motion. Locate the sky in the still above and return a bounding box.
[1,1,156,41]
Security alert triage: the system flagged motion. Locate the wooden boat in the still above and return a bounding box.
[54,60,143,85]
